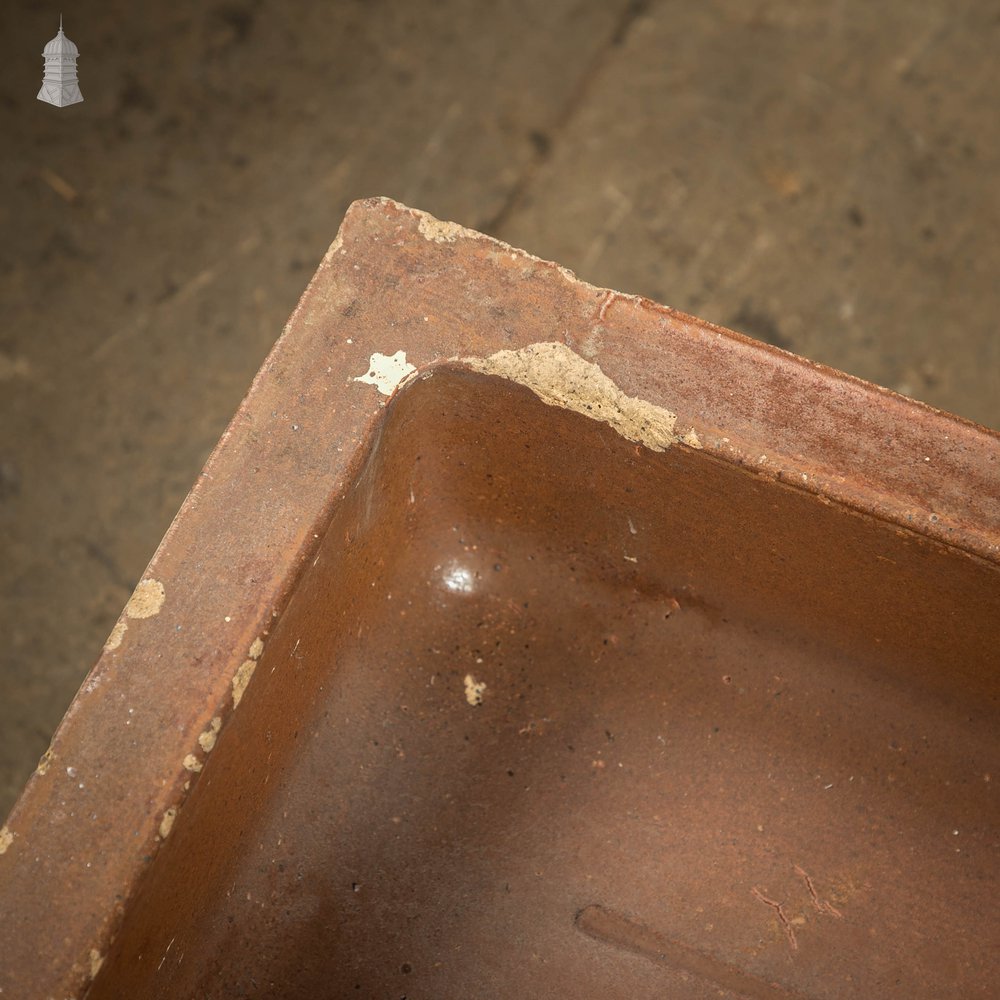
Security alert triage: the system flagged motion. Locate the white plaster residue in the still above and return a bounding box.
[462,342,678,452]
[90,949,105,979]
[232,659,257,708]
[36,748,54,775]
[198,717,222,753]
[104,619,128,651]
[125,579,165,619]
[353,351,416,396]
[417,215,471,243]
[0,825,14,854]
[182,754,203,773]
[681,428,703,449]
[234,640,262,707]
[158,807,177,840]
[464,674,487,706]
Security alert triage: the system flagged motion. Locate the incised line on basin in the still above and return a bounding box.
[751,886,798,950]
[794,865,843,919]
[576,904,811,999]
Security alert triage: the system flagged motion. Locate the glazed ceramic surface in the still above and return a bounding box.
[2,200,997,999]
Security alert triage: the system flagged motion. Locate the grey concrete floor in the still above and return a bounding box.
[1,0,998,818]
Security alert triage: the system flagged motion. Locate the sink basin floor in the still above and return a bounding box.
[89,368,998,998]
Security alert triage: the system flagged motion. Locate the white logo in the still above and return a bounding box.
[38,16,83,108]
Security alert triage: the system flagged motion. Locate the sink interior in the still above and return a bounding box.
[89,365,999,998]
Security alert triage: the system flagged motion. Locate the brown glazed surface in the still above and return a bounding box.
[1,199,998,998]
[91,370,998,997]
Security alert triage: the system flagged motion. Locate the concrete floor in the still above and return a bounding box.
[1,0,997,817]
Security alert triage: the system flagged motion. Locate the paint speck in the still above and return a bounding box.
[352,351,417,396]
[198,717,222,753]
[182,754,203,773]
[158,807,177,840]
[232,658,257,708]
[89,949,105,979]
[464,674,486,706]
[104,620,128,651]
[125,579,165,620]
[36,748,53,775]
[66,766,77,778]
[249,637,264,660]
[0,825,14,854]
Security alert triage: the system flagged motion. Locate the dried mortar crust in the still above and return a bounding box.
[462,341,678,452]
[416,215,469,243]
[124,579,165,620]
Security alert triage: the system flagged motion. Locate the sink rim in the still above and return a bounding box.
[0,196,997,999]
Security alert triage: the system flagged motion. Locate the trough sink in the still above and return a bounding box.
[1,199,998,999]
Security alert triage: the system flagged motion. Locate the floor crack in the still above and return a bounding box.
[481,0,652,236]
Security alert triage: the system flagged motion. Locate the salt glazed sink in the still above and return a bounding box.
[1,198,998,999]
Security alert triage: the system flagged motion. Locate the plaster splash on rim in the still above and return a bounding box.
[462,342,678,452]
[417,215,471,243]
[353,351,417,396]
[104,578,167,652]
[232,636,266,709]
